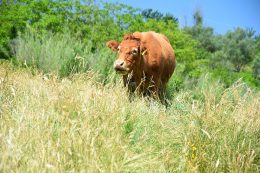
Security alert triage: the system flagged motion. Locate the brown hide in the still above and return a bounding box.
[106,31,176,97]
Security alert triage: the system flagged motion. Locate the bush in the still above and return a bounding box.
[209,66,260,89]
[237,71,260,89]
[11,29,117,80]
[210,67,240,87]
[252,53,260,79]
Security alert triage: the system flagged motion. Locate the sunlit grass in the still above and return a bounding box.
[0,61,259,172]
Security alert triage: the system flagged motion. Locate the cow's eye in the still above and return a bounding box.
[131,48,138,55]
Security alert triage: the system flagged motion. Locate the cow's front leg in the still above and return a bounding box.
[124,74,136,92]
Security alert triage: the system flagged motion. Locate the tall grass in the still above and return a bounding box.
[0,61,259,172]
[11,29,116,79]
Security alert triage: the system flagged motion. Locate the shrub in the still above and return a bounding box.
[11,29,117,80]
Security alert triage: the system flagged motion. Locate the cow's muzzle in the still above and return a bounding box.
[114,60,128,74]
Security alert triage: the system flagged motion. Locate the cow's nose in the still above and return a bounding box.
[114,60,125,70]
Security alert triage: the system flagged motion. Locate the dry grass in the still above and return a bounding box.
[0,61,259,172]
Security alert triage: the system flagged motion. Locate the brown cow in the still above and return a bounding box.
[106,31,176,99]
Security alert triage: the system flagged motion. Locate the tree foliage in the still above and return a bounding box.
[193,8,203,26]
[184,10,259,88]
[252,54,260,79]
[141,8,178,23]
[213,28,256,72]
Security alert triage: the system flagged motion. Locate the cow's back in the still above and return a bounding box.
[140,31,176,86]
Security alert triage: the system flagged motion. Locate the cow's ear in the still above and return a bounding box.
[106,40,119,52]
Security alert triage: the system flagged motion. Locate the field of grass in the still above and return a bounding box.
[0,61,259,172]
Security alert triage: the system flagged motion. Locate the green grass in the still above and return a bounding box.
[12,29,116,79]
[0,61,259,172]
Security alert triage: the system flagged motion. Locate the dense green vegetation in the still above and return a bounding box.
[1,0,259,89]
[0,0,260,172]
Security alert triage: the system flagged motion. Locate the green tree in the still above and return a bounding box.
[0,0,72,58]
[215,28,256,72]
[193,8,203,26]
[0,0,30,58]
[142,9,163,20]
[184,26,217,53]
[0,0,136,57]
[252,54,260,79]
[141,8,178,24]
[184,8,217,54]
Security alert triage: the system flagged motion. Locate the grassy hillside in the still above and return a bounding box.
[0,61,259,172]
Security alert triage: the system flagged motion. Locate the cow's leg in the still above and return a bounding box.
[159,84,170,106]
[145,76,169,106]
[123,75,127,87]
[123,75,136,101]
[144,75,160,99]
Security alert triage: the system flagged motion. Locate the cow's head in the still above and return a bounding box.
[106,33,145,75]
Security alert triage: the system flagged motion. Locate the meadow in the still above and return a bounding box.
[1,0,260,172]
[0,61,259,172]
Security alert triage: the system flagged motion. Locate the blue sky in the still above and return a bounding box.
[107,0,260,35]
